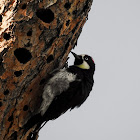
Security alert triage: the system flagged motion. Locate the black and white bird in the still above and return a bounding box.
[40,52,95,120]
[25,52,95,139]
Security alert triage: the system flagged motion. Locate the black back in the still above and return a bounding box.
[44,66,94,120]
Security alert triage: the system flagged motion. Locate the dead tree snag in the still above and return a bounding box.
[0,0,93,139]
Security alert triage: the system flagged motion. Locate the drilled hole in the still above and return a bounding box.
[14,70,22,77]
[29,89,32,92]
[47,55,54,63]
[72,10,77,15]
[25,42,32,47]
[14,48,32,64]
[0,102,3,107]
[11,131,17,140]
[3,33,11,40]
[40,78,45,85]
[4,89,9,95]
[23,105,28,111]
[21,4,26,9]
[27,30,32,36]
[64,2,71,10]
[36,8,54,23]
[8,115,13,122]
[66,20,70,26]
[0,15,2,22]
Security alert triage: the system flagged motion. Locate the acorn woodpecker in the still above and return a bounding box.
[25,52,95,139]
[40,52,95,121]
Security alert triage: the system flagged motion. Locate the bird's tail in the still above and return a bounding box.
[24,113,49,139]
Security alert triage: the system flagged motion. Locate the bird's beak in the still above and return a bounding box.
[71,52,81,60]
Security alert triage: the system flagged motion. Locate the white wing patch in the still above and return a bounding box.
[40,69,76,116]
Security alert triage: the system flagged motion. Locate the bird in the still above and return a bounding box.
[25,52,95,139]
[40,52,95,119]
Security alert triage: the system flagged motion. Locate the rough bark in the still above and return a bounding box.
[0,0,93,139]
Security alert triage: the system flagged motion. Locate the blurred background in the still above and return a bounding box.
[39,0,140,140]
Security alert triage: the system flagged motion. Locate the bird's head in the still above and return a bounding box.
[71,52,95,72]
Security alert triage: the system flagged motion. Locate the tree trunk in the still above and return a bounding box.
[0,0,93,139]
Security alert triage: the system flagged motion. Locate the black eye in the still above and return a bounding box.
[85,57,88,60]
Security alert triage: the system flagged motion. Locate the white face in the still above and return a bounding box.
[76,55,90,69]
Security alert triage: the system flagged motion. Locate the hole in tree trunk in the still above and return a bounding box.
[11,131,17,140]
[23,105,29,111]
[14,70,22,77]
[36,9,54,23]
[0,102,3,107]
[30,89,32,92]
[8,115,13,122]
[0,15,2,22]
[3,33,11,40]
[14,48,32,64]
[40,78,46,85]
[21,4,27,9]
[66,20,70,26]
[47,55,54,63]
[64,2,71,10]
[4,89,9,95]
[27,29,32,36]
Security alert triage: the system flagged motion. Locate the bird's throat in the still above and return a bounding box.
[76,61,90,70]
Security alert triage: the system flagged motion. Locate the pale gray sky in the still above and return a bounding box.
[39,0,140,140]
